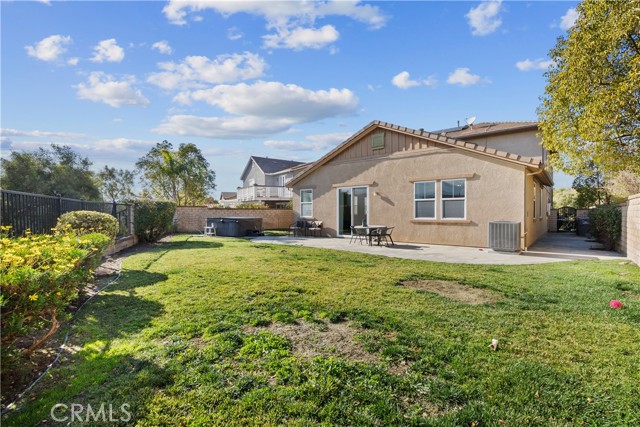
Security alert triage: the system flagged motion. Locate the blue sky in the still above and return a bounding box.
[1,0,579,196]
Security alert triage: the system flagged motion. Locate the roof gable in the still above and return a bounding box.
[289,120,551,187]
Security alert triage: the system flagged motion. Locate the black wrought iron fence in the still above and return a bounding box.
[0,189,132,237]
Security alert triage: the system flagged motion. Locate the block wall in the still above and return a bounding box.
[619,194,640,266]
[175,207,293,232]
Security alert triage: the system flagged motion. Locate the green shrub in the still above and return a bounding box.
[0,228,111,356]
[235,203,268,209]
[589,205,622,250]
[56,210,119,240]
[134,201,176,242]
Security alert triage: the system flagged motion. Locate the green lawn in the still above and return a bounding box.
[4,235,639,426]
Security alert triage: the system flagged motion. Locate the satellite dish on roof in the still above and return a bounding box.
[466,116,477,126]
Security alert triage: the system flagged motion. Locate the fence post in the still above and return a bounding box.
[57,195,63,218]
[111,201,117,217]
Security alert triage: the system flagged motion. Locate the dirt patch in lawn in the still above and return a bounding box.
[245,320,381,365]
[400,280,500,305]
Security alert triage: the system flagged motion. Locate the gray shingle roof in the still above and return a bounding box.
[251,156,306,174]
[220,192,237,200]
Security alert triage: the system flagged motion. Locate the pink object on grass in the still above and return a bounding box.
[609,300,623,309]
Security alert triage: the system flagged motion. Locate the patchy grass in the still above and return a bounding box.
[3,235,639,426]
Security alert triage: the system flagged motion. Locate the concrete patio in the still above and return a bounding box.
[251,232,628,265]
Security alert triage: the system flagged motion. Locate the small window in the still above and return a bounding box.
[371,133,384,150]
[414,181,436,218]
[441,179,465,219]
[300,189,313,217]
[533,183,537,219]
[539,185,543,218]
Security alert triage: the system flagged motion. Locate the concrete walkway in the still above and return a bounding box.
[251,233,627,265]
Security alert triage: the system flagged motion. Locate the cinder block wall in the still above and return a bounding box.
[176,207,293,232]
[619,194,640,266]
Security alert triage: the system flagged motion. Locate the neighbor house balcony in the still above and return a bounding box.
[237,185,293,202]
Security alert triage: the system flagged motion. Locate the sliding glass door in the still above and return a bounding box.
[337,187,368,235]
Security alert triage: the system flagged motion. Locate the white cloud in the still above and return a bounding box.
[163,0,387,28]
[422,75,438,88]
[67,57,79,66]
[560,8,578,31]
[466,1,503,36]
[163,0,386,50]
[91,39,125,63]
[447,68,486,86]
[75,72,150,107]
[156,81,358,139]
[227,27,243,41]
[154,115,294,139]
[147,52,267,90]
[391,71,420,89]
[152,40,173,55]
[391,71,437,89]
[1,128,89,139]
[515,58,553,71]
[25,35,72,62]
[178,81,358,122]
[264,132,351,151]
[263,25,339,50]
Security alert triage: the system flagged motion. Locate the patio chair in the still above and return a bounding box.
[289,220,305,236]
[370,226,387,246]
[308,221,323,237]
[350,226,367,244]
[381,226,395,246]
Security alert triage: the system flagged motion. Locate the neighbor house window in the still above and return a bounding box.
[441,179,465,219]
[414,181,436,219]
[300,189,313,217]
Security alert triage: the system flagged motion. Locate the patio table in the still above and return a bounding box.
[353,225,387,246]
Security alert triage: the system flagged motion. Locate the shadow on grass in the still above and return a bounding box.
[114,270,169,291]
[3,352,173,427]
[75,290,165,340]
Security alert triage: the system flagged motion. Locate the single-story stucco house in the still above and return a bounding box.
[287,120,553,250]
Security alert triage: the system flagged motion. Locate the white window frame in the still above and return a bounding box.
[441,179,466,220]
[414,181,436,219]
[300,189,313,218]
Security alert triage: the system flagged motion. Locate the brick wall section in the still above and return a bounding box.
[176,207,293,232]
[619,194,640,266]
[548,209,558,232]
[105,234,138,256]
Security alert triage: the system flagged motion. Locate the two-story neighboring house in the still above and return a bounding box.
[237,156,308,208]
[288,120,553,250]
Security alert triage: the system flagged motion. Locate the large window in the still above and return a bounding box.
[300,189,313,218]
[414,181,436,218]
[441,179,466,219]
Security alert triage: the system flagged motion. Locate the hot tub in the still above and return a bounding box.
[206,217,263,237]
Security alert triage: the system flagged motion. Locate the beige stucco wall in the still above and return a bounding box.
[293,147,528,248]
[619,194,640,265]
[523,174,551,248]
